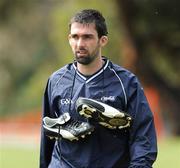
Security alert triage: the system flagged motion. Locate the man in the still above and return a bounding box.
[40,9,157,168]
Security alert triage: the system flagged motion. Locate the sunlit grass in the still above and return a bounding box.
[154,137,180,168]
[1,137,180,168]
[0,145,39,168]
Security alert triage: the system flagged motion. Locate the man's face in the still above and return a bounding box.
[69,22,102,65]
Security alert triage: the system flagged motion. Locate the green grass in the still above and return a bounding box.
[1,137,180,168]
[154,137,180,168]
[0,145,40,168]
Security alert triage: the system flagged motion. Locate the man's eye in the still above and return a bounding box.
[84,35,92,39]
[71,35,78,39]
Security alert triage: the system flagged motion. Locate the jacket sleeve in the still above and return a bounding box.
[39,79,55,168]
[127,76,158,168]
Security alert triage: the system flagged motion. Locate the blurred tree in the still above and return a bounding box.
[0,0,122,115]
[0,0,179,136]
[116,0,180,135]
[0,0,57,114]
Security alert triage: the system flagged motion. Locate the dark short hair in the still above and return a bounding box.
[69,9,108,38]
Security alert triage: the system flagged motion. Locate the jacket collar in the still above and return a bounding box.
[73,57,109,83]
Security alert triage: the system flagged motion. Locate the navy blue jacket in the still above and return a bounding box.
[40,58,157,168]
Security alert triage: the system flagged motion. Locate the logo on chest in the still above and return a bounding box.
[60,98,73,105]
[101,96,116,102]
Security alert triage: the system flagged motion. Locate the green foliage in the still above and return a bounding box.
[0,0,180,120]
[132,0,180,88]
[0,0,122,116]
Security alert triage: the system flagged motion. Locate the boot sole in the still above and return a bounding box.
[77,98,132,129]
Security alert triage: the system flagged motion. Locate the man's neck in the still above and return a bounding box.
[77,56,104,76]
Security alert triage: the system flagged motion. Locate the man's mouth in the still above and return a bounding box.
[76,50,88,55]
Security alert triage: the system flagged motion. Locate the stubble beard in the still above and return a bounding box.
[75,45,100,65]
[75,54,95,65]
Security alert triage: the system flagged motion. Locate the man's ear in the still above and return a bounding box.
[100,36,108,47]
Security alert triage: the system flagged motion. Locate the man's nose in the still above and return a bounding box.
[77,38,85,47]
